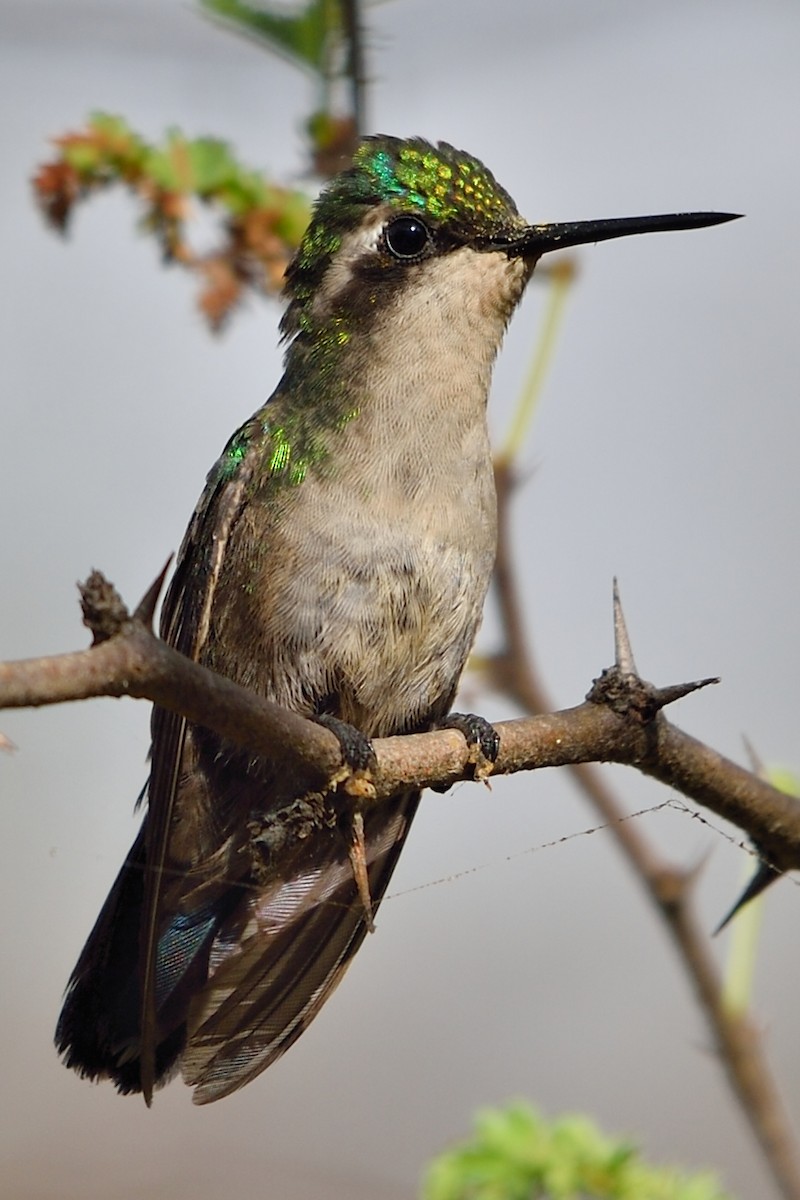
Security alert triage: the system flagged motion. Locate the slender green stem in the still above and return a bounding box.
[499,261,574,462]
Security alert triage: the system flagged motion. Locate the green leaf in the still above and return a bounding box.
[422,1103,735,1200]
[187,137,241,193]
[198,0,337,74]
[36,112,313,324]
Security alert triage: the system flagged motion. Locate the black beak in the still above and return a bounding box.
[493,211,742,257]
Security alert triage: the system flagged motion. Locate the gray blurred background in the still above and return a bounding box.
[2,1,799,1197]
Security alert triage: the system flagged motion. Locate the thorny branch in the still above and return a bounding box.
[486,459,800,1200]
[2,568,800,877]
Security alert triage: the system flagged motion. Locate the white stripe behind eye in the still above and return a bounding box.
[311,210,389,317]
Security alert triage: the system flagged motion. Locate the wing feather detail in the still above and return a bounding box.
[183,791,419,1103]
[139,431,261,1101]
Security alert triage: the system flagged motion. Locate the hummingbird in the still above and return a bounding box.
[55,135,738,1104]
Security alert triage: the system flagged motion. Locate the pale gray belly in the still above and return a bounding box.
[269,510,495,735]
[209,479,496,738]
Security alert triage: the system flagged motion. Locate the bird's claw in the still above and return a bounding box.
[436,712,500,787]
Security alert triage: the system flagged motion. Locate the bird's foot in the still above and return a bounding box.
[312,713,377,799]
[437,712,500,787]
[312,713,375,771]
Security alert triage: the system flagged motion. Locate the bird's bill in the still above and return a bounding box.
[493,210,742,257]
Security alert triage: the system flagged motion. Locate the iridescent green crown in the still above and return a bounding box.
[352,136,520,232]
[283,136,522,332]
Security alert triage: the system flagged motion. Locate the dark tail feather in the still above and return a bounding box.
[55,822,231,1095]
[58,788,420,1102]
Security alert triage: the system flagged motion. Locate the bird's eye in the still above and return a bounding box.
[384,215,431,260]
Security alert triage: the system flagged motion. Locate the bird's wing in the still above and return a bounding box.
[139,419,263,1102]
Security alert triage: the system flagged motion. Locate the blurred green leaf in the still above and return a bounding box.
[422,1102,734,1200]
[766,766,800,797]
[199,0,337,74]
[34,113,312,328]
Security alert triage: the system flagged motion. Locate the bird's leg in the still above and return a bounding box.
[312,714,377,929]
[347,808,375,933]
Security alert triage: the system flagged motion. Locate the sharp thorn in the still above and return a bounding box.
[714,860,781,935]
[0,730,17,753]
[134,556,174,629]
[651,676,720,709]
[741,734,765,777]
[612,578,638,675]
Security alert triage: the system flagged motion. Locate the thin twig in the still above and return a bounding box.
[488,459,800,1200]
[340,0,367,138]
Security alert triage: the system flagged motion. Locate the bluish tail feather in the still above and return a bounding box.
[55,819,236,1095]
